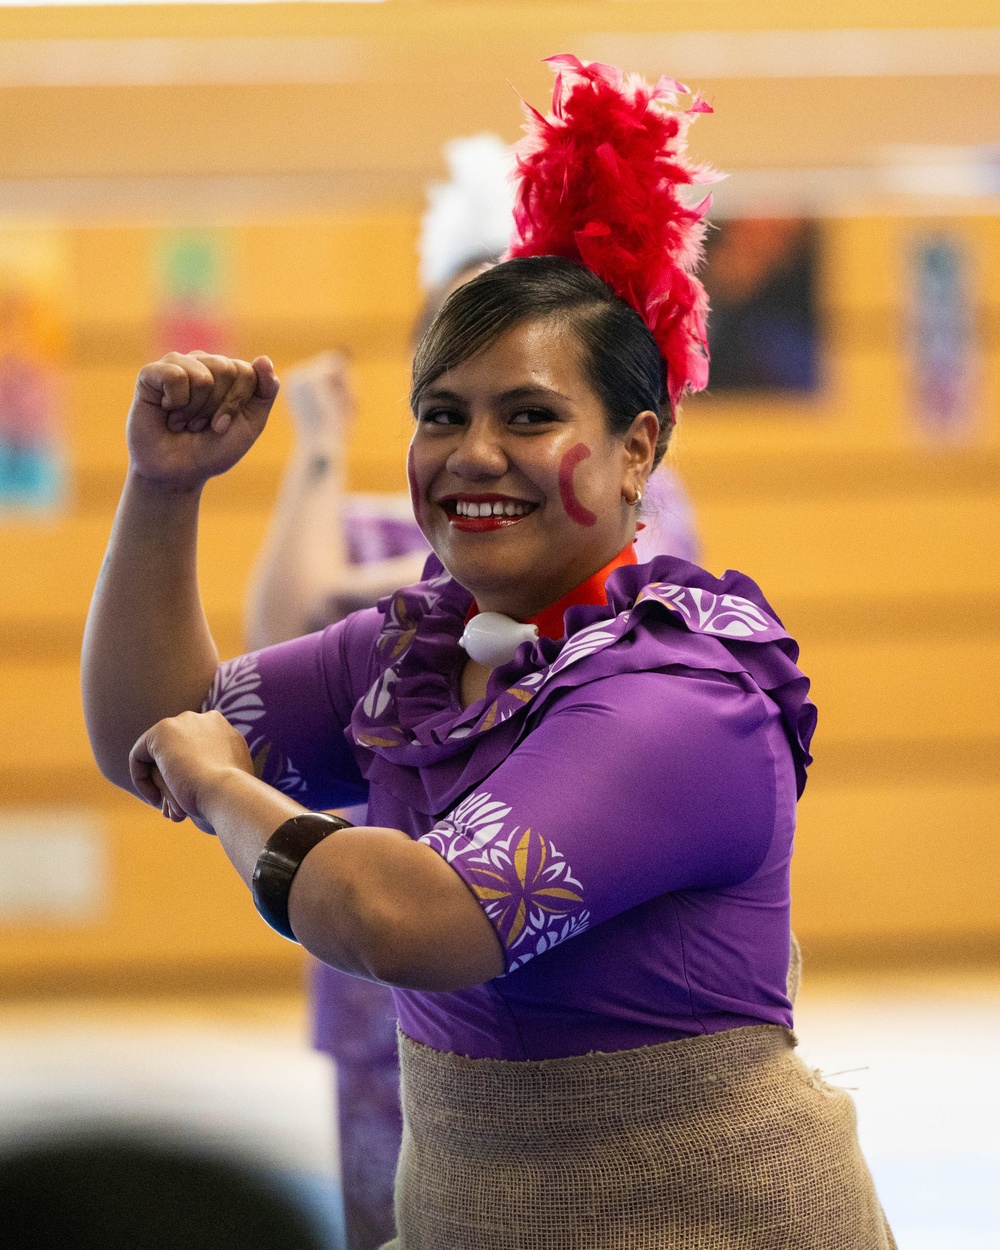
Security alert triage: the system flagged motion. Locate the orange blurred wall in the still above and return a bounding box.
[0,209,997,990]
[1,0,999,989]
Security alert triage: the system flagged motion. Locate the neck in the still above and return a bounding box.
[468,539,637,640]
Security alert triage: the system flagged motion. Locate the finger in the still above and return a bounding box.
[162,352,218,421]
[129,733,166,807]
[252,356,281,405]
[137,361,191,414]
[211,358,257,435]
[150,765,189,823]
[189,352,240,427]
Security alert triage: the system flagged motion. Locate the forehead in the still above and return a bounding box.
[427,318,595,402]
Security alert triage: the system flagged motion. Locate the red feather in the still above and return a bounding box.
[506,55,720,414]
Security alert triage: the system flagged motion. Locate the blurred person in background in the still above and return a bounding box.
[245,134,702,1250]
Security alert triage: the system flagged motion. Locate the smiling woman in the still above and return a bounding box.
[409,302,656,620]
[80,55,894,1250]
[408,258,662,623]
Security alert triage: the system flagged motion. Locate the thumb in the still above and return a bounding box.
[129,729,165,808]
[251,356,280,407]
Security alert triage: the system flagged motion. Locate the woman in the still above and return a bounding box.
[82,58,893,1248]
[247,127,705,1250]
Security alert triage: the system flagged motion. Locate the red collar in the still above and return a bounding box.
[465,541,638,641]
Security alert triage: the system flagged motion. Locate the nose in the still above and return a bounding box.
[445,416,508,481]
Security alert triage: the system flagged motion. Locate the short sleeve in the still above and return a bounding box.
[418,670,784,972]
[203,609,382,811]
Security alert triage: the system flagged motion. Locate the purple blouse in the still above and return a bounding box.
[204,555,815,1060]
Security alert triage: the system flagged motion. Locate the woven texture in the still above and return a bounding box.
[383,1024,895,1250]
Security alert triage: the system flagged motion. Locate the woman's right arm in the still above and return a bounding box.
[81,351,279,793]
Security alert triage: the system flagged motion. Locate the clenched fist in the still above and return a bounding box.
[127,351,279,492]
[129,708,255,833]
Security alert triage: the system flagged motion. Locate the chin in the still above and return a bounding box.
[444,551,541,603]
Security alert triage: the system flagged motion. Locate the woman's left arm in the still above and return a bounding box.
[129,710,505,991]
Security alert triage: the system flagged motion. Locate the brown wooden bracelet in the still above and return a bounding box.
[251,812,353,942]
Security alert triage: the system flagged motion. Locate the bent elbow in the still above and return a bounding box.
[93,749,143,800]
[306,920,499,993]
[363,948,497,993]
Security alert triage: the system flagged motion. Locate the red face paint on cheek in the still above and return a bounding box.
[406,444,422,527]
[558,443,597,527]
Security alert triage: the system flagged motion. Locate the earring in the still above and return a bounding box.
[624,486,643,506]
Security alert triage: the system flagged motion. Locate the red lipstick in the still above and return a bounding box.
[438,493,537,533]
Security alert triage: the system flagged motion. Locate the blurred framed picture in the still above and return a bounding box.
[701,217,821,394]
[154,230,230,357]
[0,229,67,515]
[907,232,978,446]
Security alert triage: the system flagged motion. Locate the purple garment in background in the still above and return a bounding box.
[634,464,701,565]
[341,494,430,566]
[207,553,814,1061]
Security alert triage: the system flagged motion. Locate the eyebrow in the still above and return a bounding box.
[418,384,572,405]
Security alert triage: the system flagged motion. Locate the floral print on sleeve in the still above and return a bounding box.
[420,791,591,972]
[203,654,308,799]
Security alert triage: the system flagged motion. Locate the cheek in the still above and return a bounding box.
[557,443,598,528]
[406,443,422,526]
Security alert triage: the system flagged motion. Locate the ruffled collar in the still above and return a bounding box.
[351,554,816,816]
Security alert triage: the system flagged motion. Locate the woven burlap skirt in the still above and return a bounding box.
[381,1023,895,1250]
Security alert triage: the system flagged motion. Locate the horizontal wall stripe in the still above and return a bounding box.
[0,36,370,87]
[579,28,1000,80]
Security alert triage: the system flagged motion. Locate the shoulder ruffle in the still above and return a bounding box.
[350,555,816,815]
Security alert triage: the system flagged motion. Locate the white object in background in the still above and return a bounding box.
[460,613,539,668]
[0,809,108,921]
[419,134,516,290]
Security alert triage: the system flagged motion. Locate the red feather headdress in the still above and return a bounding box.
[506,54,720,415]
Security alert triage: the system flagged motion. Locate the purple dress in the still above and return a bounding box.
[276,480,705,1248]
[207,555,814,1062]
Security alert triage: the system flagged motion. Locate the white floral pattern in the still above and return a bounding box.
[202,653,266,737]
[546,622,620,678]
[362,668,398,720]
[420,790,591,971]
[203,654,307,798]
[639,583,772,638]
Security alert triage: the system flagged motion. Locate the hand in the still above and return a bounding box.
[284,351,356,442]
[127,352,279,492]
[129,709,255,833]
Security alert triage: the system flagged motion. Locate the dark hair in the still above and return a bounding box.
[410,250,503,348]
[410,255,672,464]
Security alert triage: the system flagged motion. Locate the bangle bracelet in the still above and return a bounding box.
[251,812,353,942]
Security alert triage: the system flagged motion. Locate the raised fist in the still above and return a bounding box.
[127,351,279,491]
[284,350,356,442]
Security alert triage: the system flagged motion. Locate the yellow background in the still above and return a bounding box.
[1,0,998,991]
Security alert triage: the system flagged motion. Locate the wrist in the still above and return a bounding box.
[124,466,206,503]
[197,764,267,829]
[197,765,305,884]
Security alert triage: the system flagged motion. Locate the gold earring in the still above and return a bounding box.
[624,486,642,506]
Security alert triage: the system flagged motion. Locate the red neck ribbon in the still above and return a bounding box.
[466,540,637,641]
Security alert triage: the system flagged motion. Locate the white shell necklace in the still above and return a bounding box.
[459,612,540,668]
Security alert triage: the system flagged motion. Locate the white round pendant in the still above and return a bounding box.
[459,612,540,668]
